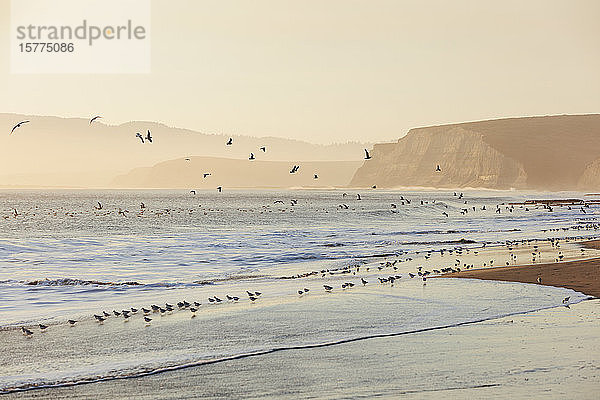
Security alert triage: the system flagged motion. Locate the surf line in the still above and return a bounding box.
[2,298,593,394]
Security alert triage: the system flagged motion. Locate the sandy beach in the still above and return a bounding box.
[441,240,600,298]
[5,299,599,399]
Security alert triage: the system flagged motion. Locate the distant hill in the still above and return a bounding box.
[0,113,368,187]
[350,114,600,190]
[112,157,361,189]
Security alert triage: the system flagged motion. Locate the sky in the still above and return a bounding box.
[0,0,599,144]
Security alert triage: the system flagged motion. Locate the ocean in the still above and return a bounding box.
[0,189,597,394]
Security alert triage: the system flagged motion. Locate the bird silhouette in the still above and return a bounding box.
[146,130,153,143]
[10,120,29,134]
[436,165,441,171]
[364,149,372,160]
[260,146,266,152]
[217,186,222,192]
[226,138,233,145]
[89,115,102,124]
[249,153,255,160]
[135,132,144,143]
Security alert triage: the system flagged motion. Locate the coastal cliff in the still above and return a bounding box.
[350,115,600,190]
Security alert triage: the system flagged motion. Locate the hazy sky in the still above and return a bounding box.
[1,0,599,144]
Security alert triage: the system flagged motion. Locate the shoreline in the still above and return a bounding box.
[441,240,600,298]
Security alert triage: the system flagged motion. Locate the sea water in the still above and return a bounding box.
[0,189,596,393]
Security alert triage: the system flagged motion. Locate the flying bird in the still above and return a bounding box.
[10,120,29,134]
[259,146,266,152]
[436,165,441,172]
[135,132,144,143]
[146,130,153,143]
[364,149,372,160]
[203,173,211,178]
[314,174,318,179]
[217,186,222,192]
[89,115,102,124]
[249,153,255,160]
[226,137,233,145]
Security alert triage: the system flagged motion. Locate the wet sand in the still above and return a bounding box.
[442,240,600,298]
[6,299,599,399]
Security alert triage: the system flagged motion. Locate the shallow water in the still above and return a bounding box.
[0,189,598,393]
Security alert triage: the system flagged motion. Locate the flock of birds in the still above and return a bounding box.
[21,238,584,337]
[8,116,448,195]
[17,233,586,337]
[7,116,594,339]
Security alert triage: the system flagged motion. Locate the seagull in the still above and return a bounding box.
[21,327,33,337]
[217,186,222,192]
[562,296,570,303]
[68,319,77,326]
[226,138,233,145]
[436,165,441,172]
[290,165,299,174]
[146,130,153,143]
[190,190,196,195]
[89,115,102,124]
[364,149,372,160]
[357,194,361,200]
[144,317,152,324]
[249,153,255,160]
[10,120,30,134]
[324,285,333,292]
[303,288,309,293]
[135,132,144,143]
[259,146,266,152]
[203,173,211,178]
